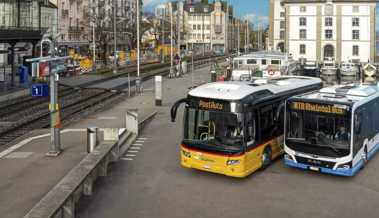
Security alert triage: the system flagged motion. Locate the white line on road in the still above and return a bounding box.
[125,154,136,157]
[132,143,143,146]
[137,138,148,140]
[135,141,145,143]
[130,147,141,150]
[128,150,139,153]
[121,158,133,161]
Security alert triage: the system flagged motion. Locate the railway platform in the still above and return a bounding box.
[0,65,212,218]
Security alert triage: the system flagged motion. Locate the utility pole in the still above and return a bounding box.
[225,0,229,54]
[170,2,174,77]
[137,0,140,78]
[113,0,117,74]
[92,3,96,71]
[161,8,165,63]
[237,21,240,56]
[245,20,248,53]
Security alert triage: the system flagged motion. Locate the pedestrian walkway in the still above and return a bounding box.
[0,65,212,218]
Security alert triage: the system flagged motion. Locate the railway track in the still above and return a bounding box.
[0,55,225,146]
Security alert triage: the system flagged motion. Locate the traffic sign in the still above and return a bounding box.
[31,83,49,97]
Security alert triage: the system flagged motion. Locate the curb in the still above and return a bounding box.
[24,111,157,218]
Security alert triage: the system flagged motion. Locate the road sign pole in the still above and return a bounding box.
[47,65,62,156]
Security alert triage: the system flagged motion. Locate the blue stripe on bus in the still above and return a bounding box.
[284,158,364,177]
[368,143,379,160]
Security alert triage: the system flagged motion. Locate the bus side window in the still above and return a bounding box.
[260,105,274,141]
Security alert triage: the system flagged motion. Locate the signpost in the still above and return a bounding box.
[27,36,69,157]
[31,83,49,97]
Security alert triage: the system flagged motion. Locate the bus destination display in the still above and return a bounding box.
[291,102,347,115]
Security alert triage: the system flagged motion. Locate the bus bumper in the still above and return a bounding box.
[284,158,357,177]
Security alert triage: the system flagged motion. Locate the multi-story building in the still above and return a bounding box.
[268,0,285,52]
[0,0,57,84]
[271,0,376,63]
[57,0,137,57]
[155,0,247,54]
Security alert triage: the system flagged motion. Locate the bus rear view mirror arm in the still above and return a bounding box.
[171,99,188,122]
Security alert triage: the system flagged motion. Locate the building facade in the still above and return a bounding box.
[268,0,285,52]
[57,0,137,57]
[279,0,376,63]
[0,0,57,69]
[155,0,247,54]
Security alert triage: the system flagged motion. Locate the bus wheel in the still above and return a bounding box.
[261,147,272,170]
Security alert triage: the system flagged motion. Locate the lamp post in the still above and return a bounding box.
[136,0,141,91]
[113,0,117,74]
[170,2,174,77]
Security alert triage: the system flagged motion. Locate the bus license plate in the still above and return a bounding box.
[309,166,319,172]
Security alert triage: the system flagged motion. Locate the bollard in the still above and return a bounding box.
[155,76,162,106]
[87,127,98,153]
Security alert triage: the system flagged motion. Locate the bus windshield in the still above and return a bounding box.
[184,108,244,153]
[286,111,351,157]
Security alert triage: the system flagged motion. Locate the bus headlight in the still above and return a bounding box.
[284,154,293,160]
[337,163,351,169]
[227,160,240,166]
[182,150,191,158]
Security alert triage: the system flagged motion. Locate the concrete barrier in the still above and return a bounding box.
[24,110,157,218]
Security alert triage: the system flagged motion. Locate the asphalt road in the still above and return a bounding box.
[76,68,379,218]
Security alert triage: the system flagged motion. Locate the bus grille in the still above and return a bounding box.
[295,156,335,169]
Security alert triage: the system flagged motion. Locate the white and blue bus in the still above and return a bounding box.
[284,84,379,176]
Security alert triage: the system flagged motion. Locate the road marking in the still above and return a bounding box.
[137,137,148,140]
[128,150,139,153]
[135,140,145,143]
[121,158,133,161]
[132,143,143,146]
[125,154,136,157]
[130,147,141,150]
[97,116,117,120]
[0,129,85,159]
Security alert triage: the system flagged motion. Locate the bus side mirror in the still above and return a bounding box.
[170,98,188,122]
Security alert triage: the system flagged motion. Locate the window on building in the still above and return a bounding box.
[190,7,194,12]
[325,17,333,26]
[353,45,359,56]
[280,31,285,40]
[352,17,360,27]
[325,4,333,15]
[280,12,285,17]
[300,44,306,54]
[352,30,360,40]
[193,24,196,30]
[197,24,201,30]
[299,17,306,26]
[280,21,285,29]
[204,7,208,13]
[261,59,267,65]
[299,29,307,39]
[325,30,333,39]
[247,59,257,64]
[207,25,210,30]
[353,6,360,13]
[300,6,306,12]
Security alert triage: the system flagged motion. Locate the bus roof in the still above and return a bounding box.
[233,51,290,60]
[292,83,379,104]
[188,76,322,101]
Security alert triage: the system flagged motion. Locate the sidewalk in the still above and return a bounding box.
[0,65,212,218]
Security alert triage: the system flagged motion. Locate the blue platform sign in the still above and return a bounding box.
[31,83,49,97]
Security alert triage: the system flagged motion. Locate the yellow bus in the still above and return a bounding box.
[171,76,322,178]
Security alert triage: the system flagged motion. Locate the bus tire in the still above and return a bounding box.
[261,146,272,170]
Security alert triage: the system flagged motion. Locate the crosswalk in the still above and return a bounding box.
[120,137,148,161]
